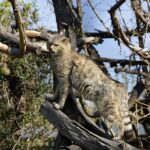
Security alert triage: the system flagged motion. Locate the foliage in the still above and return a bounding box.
[0,0,54,149]
[0,0,39,28]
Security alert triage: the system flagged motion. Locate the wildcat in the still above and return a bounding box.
[46,35,134,140]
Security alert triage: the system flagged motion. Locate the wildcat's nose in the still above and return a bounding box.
[50,45,54,50]
[46,42,52,50]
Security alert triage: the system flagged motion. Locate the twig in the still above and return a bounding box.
[87,0,111,32]
[94,57,147,66]
[76,0,82,20]
[136,101,149,108]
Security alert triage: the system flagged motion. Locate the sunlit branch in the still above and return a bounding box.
[9,0,27,57]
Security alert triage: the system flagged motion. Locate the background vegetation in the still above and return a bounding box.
[0,1,54,149]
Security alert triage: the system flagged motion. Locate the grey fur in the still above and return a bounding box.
[46,35,133,140]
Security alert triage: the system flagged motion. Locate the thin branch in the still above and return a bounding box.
[129,80,145,109]
[85,31,115,38]
[94,57,147,66]
[77,36,103,45]
[85,27,150,39]
[114,67,149,76]
[76,0,82,20]
[117,0,129,31]
[87,0,111,32]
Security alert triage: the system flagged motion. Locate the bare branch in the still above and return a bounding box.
[76,0,82,20]
[66,0,80,25]
[25,30,41,38]
[131,0,149,25]
[94,57,147,66]
[9,0,27,57]
[109,2,150,65]
[114,67,149,76]
[77,36,103,45]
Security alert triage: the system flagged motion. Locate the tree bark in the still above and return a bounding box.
[40,101,140,150]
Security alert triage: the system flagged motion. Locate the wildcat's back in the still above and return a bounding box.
[47,35,134,140]
[71,51,133,139]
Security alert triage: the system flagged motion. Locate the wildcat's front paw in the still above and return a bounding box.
[53,102,61,110]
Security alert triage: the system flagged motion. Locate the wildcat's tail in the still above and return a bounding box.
[121,102,136,141]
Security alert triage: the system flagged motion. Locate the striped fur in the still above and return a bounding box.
[46,35,135,140]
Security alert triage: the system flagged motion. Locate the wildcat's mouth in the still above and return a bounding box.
[49,49,55,54]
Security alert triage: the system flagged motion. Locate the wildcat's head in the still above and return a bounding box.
[47,35,71,56]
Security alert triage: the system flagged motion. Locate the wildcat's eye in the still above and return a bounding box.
[54,44,59,47]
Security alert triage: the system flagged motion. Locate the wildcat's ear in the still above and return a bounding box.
[60,36,70,44]
[60,30,65,36]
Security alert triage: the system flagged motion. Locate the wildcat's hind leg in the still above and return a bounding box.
[99,101,124,140]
